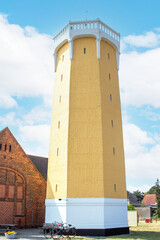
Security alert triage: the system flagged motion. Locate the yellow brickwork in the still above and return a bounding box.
[47,37,127,199]
[46,43,70,199]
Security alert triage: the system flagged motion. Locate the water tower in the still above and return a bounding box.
[45,19,129,236]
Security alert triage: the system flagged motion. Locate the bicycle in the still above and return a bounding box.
[43,223,54,239]
[54,222,76,238]
[43,222,76,239]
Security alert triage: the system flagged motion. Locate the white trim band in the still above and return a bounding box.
[45,198,128,229]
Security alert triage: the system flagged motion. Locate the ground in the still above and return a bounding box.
[106,221,160,240]
[0,221,160,240]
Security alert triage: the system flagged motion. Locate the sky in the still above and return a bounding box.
[0,0,160,193]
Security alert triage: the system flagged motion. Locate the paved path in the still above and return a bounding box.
[0,228,44,240]
[0,229,106,240]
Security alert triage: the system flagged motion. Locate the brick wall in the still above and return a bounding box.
[0,128,46,227]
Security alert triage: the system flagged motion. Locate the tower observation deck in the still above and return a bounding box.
[53,19,120,70]
[46,19,129,236]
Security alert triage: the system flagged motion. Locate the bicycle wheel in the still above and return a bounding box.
[62,228,70,239]
[70,228,76,237]
[44,228,53,239]
[53,228,62,239]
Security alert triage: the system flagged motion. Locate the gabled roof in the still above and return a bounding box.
[0,127,10,137]
[143,194,156,206]
[0,127,48,181]
[127,191,141,207]
[28,155,48,181]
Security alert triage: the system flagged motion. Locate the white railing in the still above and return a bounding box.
[53,19,120,45]
[53,24,69,41]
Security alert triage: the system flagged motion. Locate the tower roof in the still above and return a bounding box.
[53,19,120,71]
[54,19,120,52]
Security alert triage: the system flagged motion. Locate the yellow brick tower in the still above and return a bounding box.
[45,19,129,236]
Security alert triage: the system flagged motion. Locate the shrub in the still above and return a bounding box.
[128,204,135,210]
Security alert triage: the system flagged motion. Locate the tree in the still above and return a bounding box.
[133,190,144,202]
[155,179,160,217]
[147,185,157,194]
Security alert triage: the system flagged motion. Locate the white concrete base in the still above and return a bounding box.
[45,198,128,229]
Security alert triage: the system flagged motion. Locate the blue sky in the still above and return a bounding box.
[0,0,160,193]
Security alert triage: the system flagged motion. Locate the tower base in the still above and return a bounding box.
[45,198,129,236]
[76,227,129,236]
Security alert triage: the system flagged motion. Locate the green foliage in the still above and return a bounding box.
[128,204,135,211]
[133,190,144,202]
[147,185,157,194]
[155,179,160,217]
[153,209,159,218]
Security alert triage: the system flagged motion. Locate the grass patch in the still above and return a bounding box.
[76,221,160,240]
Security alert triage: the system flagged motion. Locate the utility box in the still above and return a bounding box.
[128,210,138,226]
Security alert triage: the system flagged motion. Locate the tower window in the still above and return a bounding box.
[109,73,111,79]
[9,145,11,152]
[62,55,64,61]
[108,53,110,59]
[5,144,7,151]
[58,121,60,129]
[61,74,63,81]
[57,148,59,156]
[0,144,2,151]
[59,96,61,103]
[113,147,115,155]
[110,94,112,101]
[111,120,114,127]
[114,184,116,192]
[55,184,58,192]
[84,48,86,54]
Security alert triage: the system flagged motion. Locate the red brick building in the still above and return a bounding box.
[0,127,47,227]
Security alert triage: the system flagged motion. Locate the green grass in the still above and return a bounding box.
[76,221,160,240]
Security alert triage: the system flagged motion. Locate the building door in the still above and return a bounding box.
[0,167,25,225]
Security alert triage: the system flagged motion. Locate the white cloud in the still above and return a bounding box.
[122,31,160,49]
[127,184,151,193]
[123,123,160,181]
[120,47,160,107]
[19,124,50,157]
[22,106,51,125]
[0,108,51,156]
[0,95,17,108]
[0,14,54,108]
[141,108,160,121]
[19,124,50,143]
[0,112,20,126]
[0,106,51,127]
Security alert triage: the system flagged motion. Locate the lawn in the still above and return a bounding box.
[78,221,160,240]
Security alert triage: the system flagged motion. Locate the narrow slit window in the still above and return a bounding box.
[57,148,59,156]
[9,145,11,152]
[58,121,60,129]
[55,184,58,192]
[59,96,61,103]
[111,120,113,127]
[114,184,116,192]
[113,147,115,155]
[62,55,64,61]
[108,53,110,59]
[110,94,112,101]
[109,73,111,79]
[61,74,63,81]
[0,144,2,151]
[5,144,7,151]
[84,48,86,54]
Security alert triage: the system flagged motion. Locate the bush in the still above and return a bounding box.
[128,204,135,210]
